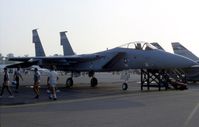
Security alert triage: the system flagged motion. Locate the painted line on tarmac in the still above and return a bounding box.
[0,90,168,108]
[0,93,134,109]
[184,101,199,127]
[0,89,186,109]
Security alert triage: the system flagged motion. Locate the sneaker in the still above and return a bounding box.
[34,95,39,99]
[53,98,57,101]
[49,94,53,99]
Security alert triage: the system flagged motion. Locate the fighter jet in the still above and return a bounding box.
[172,42,199,82]
[7,31,197,90]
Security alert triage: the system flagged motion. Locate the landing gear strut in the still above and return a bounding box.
[89,71,98,87]
[121,70,130,91]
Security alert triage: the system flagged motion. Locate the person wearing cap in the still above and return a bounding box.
[33,68,40,99]
[0,68,14,98]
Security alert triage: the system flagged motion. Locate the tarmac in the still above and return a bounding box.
[0,71,140,106]
[0,81,141,106]
[0,72,199,127]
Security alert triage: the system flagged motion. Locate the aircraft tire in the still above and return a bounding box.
[122,83,128,90]
[91,77,98,87]
[66,78,73,87]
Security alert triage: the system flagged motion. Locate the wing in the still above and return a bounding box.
[6,61,38,68]
[7,55,102,68]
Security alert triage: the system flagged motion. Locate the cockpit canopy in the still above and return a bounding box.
[118,41,157,51]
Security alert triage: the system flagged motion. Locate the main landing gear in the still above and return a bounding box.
[65,71,98,88]
[89,71,98,87]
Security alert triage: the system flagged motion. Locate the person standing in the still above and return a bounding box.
[33,68,40,99]
[0,68,14,98]
[13,67,23,92]
[47,66,58,100]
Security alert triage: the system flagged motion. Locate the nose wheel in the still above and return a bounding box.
[122,82,128,90]
[66,77,73,88]
[121,70,130,90]
[91,77,98,87]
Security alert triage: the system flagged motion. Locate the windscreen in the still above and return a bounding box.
[118,42,157,50]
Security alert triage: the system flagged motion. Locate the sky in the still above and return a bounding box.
[0,0,199,57]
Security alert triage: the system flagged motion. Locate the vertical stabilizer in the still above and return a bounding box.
[32,29,46,57]
[60,31,75,55]
[150,42,165,51]
[172,42,199,61]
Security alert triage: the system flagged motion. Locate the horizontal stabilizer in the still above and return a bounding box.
[8,55,101,68]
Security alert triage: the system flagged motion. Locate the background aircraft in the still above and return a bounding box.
[172,42,199,63]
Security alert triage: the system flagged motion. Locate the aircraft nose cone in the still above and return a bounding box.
[173,54,197,68]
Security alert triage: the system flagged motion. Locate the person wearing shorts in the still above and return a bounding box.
[47,66,58,100]
[13,67,23,93]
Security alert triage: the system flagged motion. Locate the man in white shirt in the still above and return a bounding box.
[47,66,58,100]
[13,67,23,93]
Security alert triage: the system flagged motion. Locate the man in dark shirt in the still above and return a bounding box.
[0,68,14,98]
[33,68,40,99]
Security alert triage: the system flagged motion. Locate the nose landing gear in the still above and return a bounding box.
[122,82,128,90]
[66,77,73,88]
